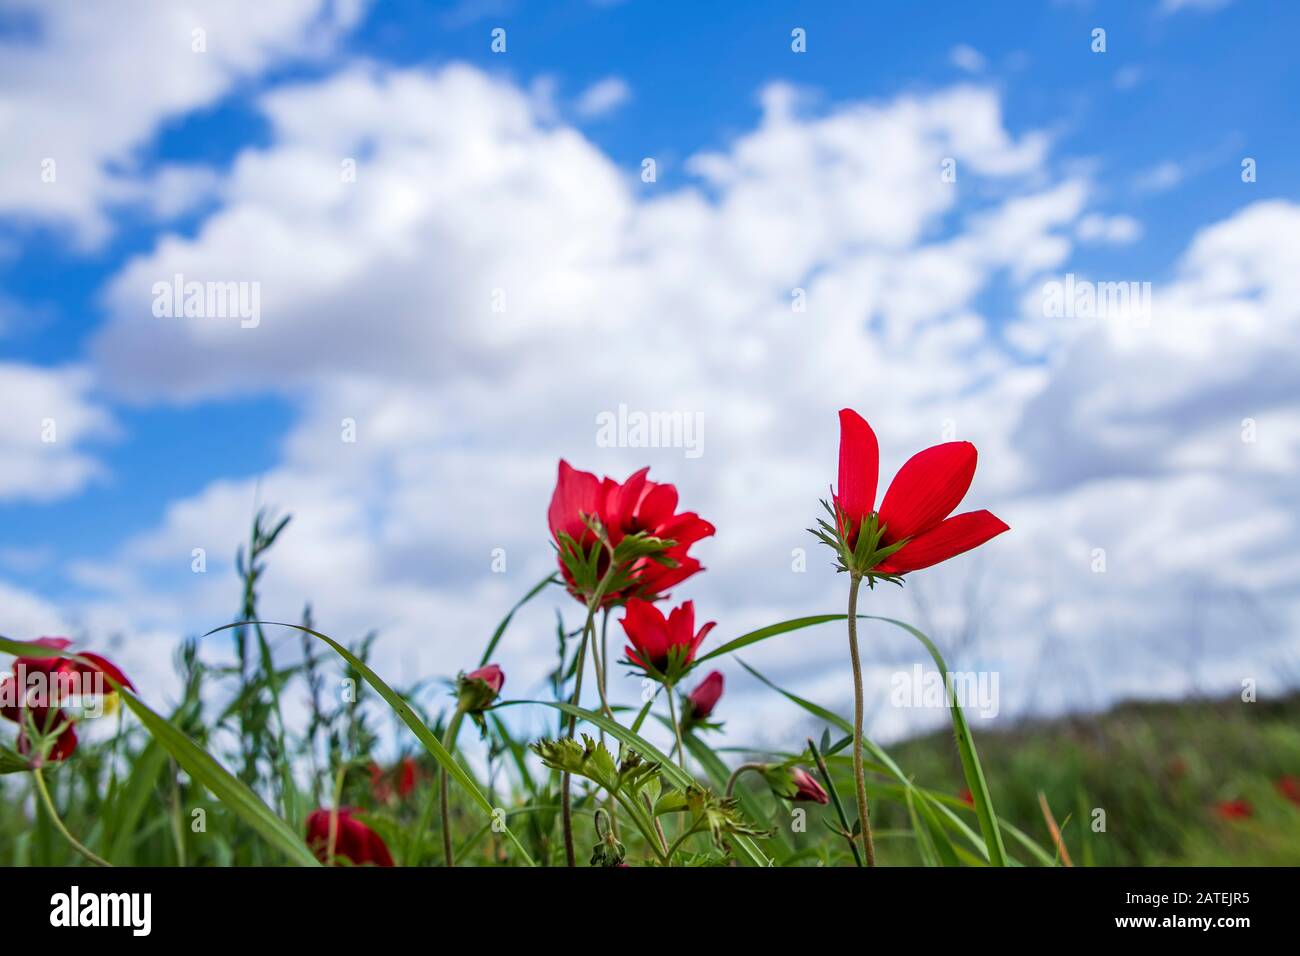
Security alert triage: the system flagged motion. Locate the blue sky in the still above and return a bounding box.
[2,0,1297,742]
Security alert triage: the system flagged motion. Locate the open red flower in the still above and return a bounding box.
[685,670,724,721]
[620,598,715,680]
[306,808,394,867]
[548,461,714,605]
[834,409,1008,575]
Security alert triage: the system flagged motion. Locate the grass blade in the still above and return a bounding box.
[859,615,1009,867]
[694,614,846,665]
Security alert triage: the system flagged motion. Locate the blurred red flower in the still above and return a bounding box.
[370,756,420,803]
[959,787,974,807]
[620,598,715,679]
[1214,799,1253,820]
[0,637,132,764]
[548,461,714,605]
[1276,776,1300,807]
[306,808,394,866]
[835,409,1008,574]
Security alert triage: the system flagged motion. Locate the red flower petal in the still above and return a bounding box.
[874,510,1009,574]
[603,467,650,535]
[548,460,603,543]
[836,409,879,532]
[877,441,978,543]
[635,481,679,530]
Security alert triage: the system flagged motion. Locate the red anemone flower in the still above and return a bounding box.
[548,461,714,605]
[835,409,1008,574]
[685,670,724,721]
[620,599,715,678]
[790,768,830,805]
[306,808,394,867]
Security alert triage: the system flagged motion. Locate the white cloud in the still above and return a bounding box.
[1161,0,1233,12]
[0,363,116,501]
[1134,161,1184,193]
[1076,212,1143,244]
[574,76,631,118]
[0,0,365,243]
[949,44,987,74]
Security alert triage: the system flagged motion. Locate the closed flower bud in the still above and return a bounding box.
[685,670,724,722]
[457,663,505,713]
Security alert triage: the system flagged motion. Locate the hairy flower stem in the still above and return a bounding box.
[666,684,687,771]
[33,767,111,868]
[845,572,877,867]
[561,567,617,867]
[440,705,467,867]
[724,762,768,799]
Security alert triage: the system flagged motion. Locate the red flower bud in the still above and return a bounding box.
[686,670,724,721]
[305,808,394,867]
[790,767,830,805]
[465,664,505,697]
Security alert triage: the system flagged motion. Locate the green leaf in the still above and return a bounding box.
[693,615,847,665]
[0,744,30,774]
[107,739,169,863]
[205,622,537,866]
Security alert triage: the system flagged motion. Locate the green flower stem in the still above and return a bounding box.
[845,572,877,867]
[560,566,618,867]
[665,684,687,772]
[724,762,768,799]
[665,820,706,862]
[32,767,111,868]
[326,762,347,864]
[808,736,863,867]
[440,705,467,867]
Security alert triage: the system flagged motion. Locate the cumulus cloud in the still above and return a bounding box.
[0,363,115,501]
[0,0,365,243]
